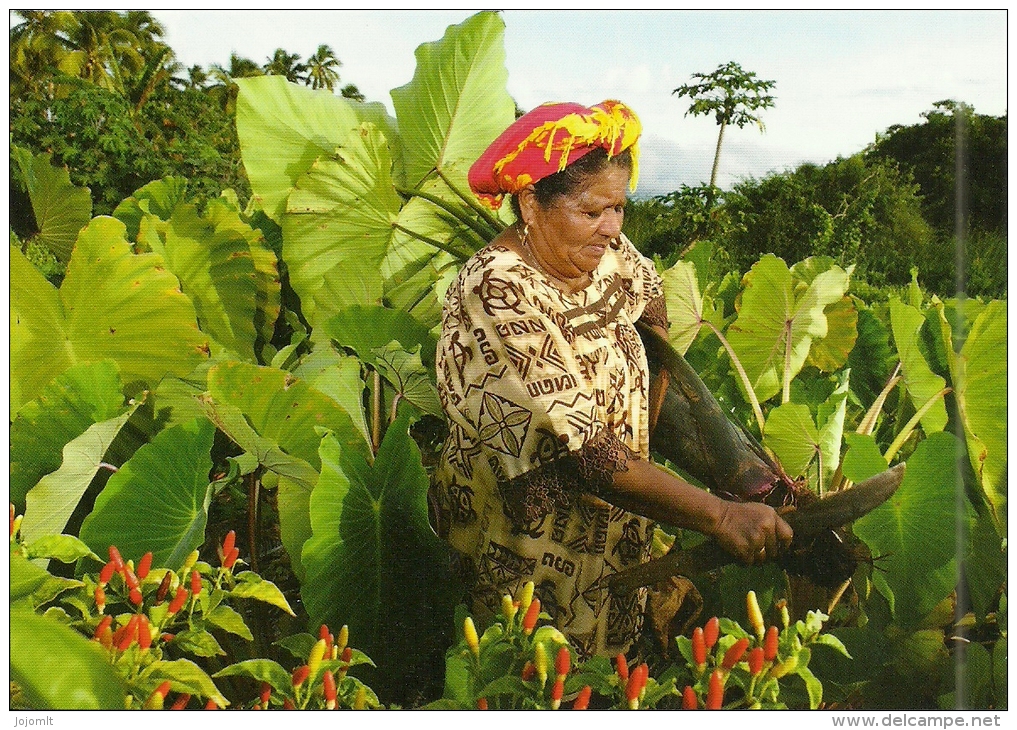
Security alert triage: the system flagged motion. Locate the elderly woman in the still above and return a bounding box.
[429,100,792,660]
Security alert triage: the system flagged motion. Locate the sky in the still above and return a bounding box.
[150,9,1008,197]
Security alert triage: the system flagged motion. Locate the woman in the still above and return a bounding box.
[429,100,792,660]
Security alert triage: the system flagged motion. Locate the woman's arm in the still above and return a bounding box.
[601,457,793,564]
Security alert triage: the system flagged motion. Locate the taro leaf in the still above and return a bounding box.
[234,75,398,223]
[21,399,141,544]
[727,255,850,404]
[156,202,261,360]
[290,345,372,452]
[300,412,460,699]
[993,637,1007,709]
[214,659,291,697]
[205,362,368,578]
[846,305,896,409]
[321,304,437,369]
[10,217,209,414]
[940,300,1006,534]
[10,360,125,512]
[763,403,819,479]
[10,606,126,709]
[113,175,190,239]
[141,658,228,708]
[77,418,215,572]
[11,146,92,262]
[374,342,443,418]
[816,372,850,488]
[888,297,948,434]
[661,260,706,355]
[965,512,1007,620]
[282,125,402,326]
[853,432,973,630]
[390,10,515,190]
[841,432,889,483]
[807,296,858,373]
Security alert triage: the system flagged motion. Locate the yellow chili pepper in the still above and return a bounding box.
[747,590,765,641]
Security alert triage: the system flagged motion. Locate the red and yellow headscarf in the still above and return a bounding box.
[468,100,642,209]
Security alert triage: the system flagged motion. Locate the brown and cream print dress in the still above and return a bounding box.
[429,234,669,660]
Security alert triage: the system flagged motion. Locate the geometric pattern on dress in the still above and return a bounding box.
[611,517,646,566]
[606,589,643,648]
[462,364,508,400]
[446,422,482,481]
[504,334,568,381]
[478,391,532,457]
[481,540,537,583]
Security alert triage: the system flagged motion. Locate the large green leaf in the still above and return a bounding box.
[390,10,515,189]
[205,362,369,576]
[290,345,372,452]
[282,126,403,325]
[888,297,948,434]
[320,304,437,369]
[235,75,398,223]
[661,260,706,355]
[727,255,850,403]
[112,175,190,240]
[939,300,1006,533]
[763,403,819,479]
[78,418,215,571]
[10,360,125,513]
[853,432,972,630]
[11,146,92,262]
[10,217,209,413]
[21,399,141,544]
[300,411,460,699]
[11,606,126,709]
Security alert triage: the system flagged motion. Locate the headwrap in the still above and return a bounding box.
[468,100,642,209]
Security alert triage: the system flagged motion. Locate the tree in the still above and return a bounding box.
[673,61,777,198]
[263,48,307,83]
[339,83,365,102]
[305,44,341,91]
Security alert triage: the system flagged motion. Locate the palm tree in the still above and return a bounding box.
[305,44,341,91]
[9,10,77,97]
[60,10,144,90]
[340,84,365,103]
[209,53,264,112]
[263,48,306,83]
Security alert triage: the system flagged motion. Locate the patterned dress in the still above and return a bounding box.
[429,234,669,660]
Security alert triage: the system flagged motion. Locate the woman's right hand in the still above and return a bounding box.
[712,500,794,565]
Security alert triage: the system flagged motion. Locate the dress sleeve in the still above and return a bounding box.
[438,254,638,526]
[615,234,667,330]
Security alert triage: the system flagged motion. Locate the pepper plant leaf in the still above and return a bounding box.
[11,606,126,709]
[300,411,461,700]
[11,145,92,263]
[78,418,215,571]
[853,432,974,630]
[234,75,399,224]
[10,217,209,414]
[888,297,948,434]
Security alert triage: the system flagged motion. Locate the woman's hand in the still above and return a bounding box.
[711,501,794,565]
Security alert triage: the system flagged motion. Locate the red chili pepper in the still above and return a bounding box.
[224,547,239,570]
[108,545,124,572]
[625,663,648,709]
[692,626,706,665]
[721,637,750,669]
[573,685,592,710]
[615,653,629,682]
[476,698,488,710]
[706,670,724,709]
[341,646,352,663]
[138,614,152,650]
[551,677,564,709]
[764,625,779,662]
[205,699,219,710]
[323,670,337,709]
[555,645,570,678]
[98,561,116,586]
[291,664,310,687]
[167,586,188,614]
[282,698,295,710]
[682,685,698,709]
[137,552,153,580]
[260,681,272,706]
[190,569,202,597]
[319,624,331,641]
[94,586,106,613]
[521,661,536,681]
[161,633,175,643]
[521,597,541,634]
[117,614,141,651]
[704,616,720,650]
[252,703,262,710]
[129,587,143,606]
[94,615,113,640]
[222,530,236,557]
[156,572,172,604]
[748,646,764,675]
[145,681,171,710]
[170,693,191,710]
[123,565,139,592]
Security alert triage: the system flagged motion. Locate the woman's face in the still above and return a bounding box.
[522,165,629,279]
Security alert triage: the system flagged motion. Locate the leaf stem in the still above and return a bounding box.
[395,184,495,245]
[782,319,793,404]
[435,167,507,233]
[372,370,382,455]
[883,386,952,463]
[701,318,766,434]
[392,223,472,261]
